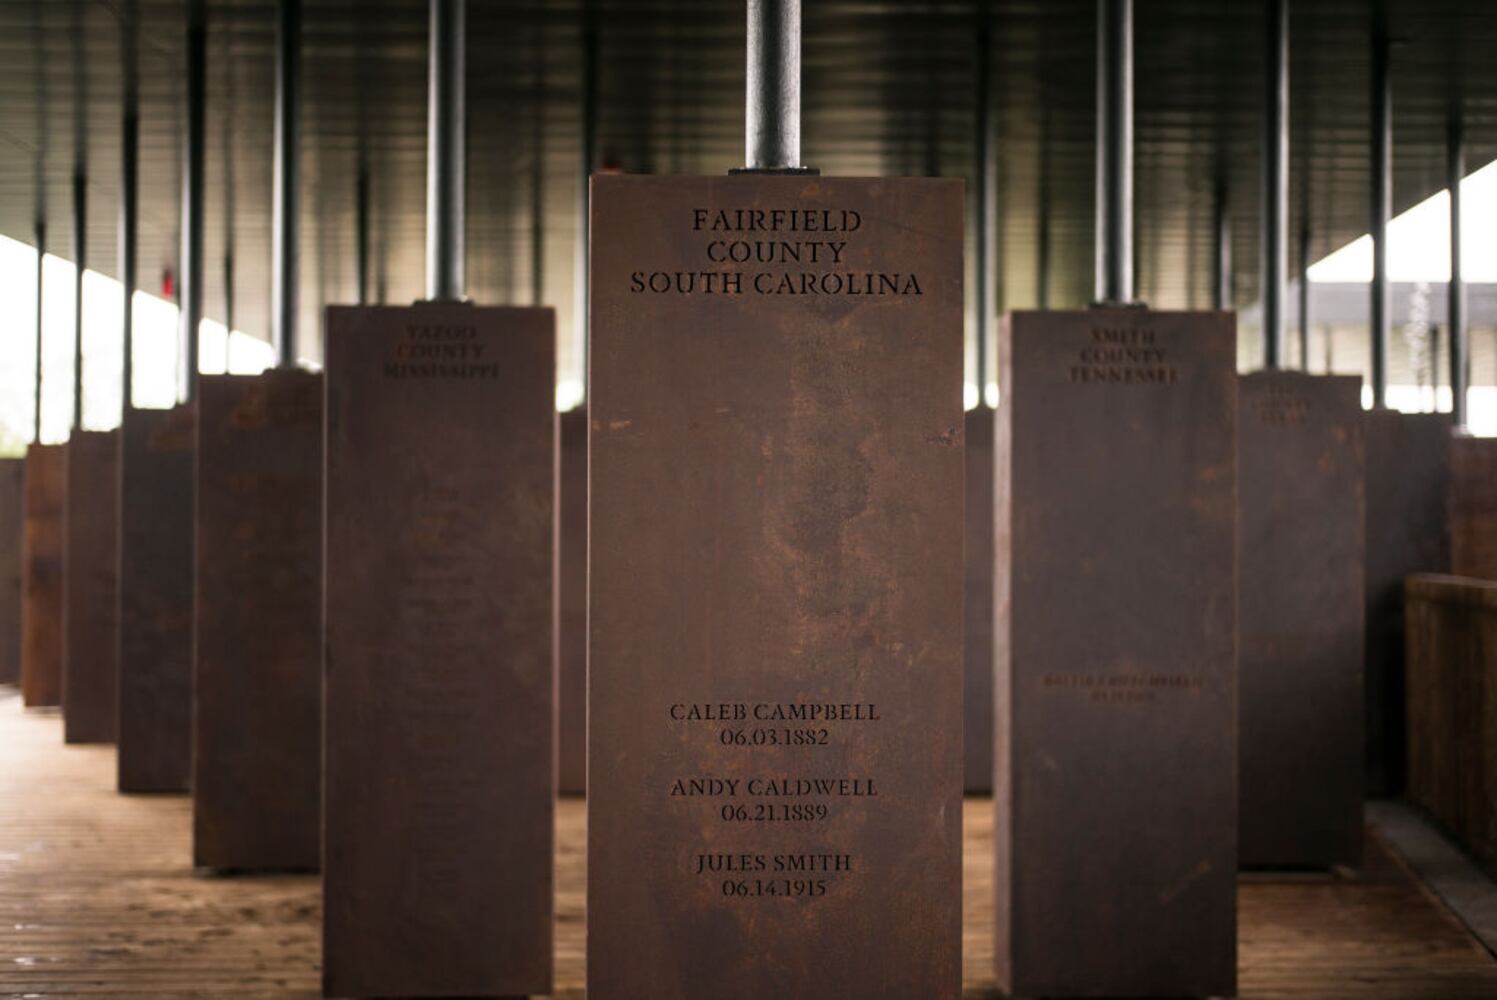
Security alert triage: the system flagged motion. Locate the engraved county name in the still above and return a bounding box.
[1070,327,1179,384]
[384,323,500,379]
[628,207,923,296]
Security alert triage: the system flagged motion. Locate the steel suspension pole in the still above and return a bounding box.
[1448,114,1467,427]
[272,0,301,365]
[179,0,206,403]
[425,0,466,302]
[1094,0,1134,304]
[744,0,802,170]
[1369,6,1391,408]
[1262,0,1288,368]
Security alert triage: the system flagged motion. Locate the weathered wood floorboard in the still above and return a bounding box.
[0,688,1493,997]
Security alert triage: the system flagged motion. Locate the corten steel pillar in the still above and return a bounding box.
[965,0,997,794]
[272,0,300,365]
[0,450,19,686]
[1369,7,1391,408]
[63,127,125,744]
[21,215,66,708]
[58,2,138,740]
[21,2,67,712]
[556,11,592,797]
[588,0,962,993]
[192,0,322,871]
[22,212,56,703]
[118,0,203,790]
[323,0,555,990]
[993,1,1237,992]
[426,0,464,302]
[558,17,592,795]
[1238,372,1366,869]
[1448,114,1467,428]
[1262,0,1288,368]
[1095,0,1133,303]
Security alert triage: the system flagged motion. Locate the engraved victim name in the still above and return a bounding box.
[666,695,883,893]
[1039,671,1206,705]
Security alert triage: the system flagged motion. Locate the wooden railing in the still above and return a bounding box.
[1405,573,1497,874]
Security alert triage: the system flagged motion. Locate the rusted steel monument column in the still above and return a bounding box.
[0,456,20,687]
[557,2,598,796]
[994,1,1238,994]
[964,1,998,795]
[62,24,122,744]
[1237,372,1365,868]
[22,218,64,708]
[588,2,964,995]
[21,64,70,710]
[1236,1,1368,872]
[321,0,556,993]
[191,0,323,873]
[1360,13,1454,796]
[117,0,204,791]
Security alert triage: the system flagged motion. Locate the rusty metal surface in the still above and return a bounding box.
[995,308,1238,998]
[0,458,22,686]
[193,371,322,870]
[1450,435,1497,582]
[557,404,588,796]
[22,443,66,708]
[1364,410,1451,796]
[62,431,120,744]
[965,404,995,794]
[118,405,195,793]
[1238,372,1365,869]
[588,175,964,1000]
[322,303,555,999]
[1404,573,1497,876]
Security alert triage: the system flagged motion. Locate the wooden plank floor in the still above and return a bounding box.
[2,687,1495,998]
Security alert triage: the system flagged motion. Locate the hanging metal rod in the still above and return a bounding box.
[425,0,466,302]
[120,4,138,410]
[271,0,301,366]
[1369,6,1391,408]
[1449,113,1468,428]
[179,0,206,403]
[1094,0,1134,304]
[1262,0,1288,368]
[72,173,85,431]
[744,0,803,171]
